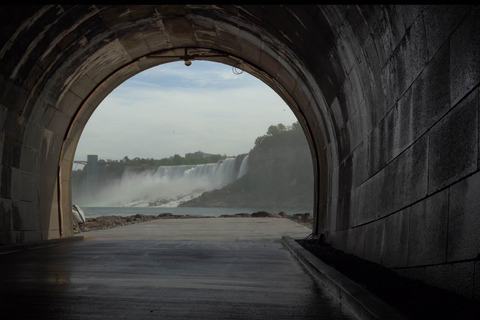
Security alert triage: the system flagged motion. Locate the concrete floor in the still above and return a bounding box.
[0,218,356,319]
[82,217,313,240]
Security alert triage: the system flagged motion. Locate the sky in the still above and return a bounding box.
[74,60,298,164]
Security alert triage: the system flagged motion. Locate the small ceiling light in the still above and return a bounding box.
[185,59,192,67]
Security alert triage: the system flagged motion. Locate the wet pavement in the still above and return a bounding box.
[0,219,356,319]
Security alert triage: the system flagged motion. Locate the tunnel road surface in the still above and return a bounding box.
[0,218,356,319]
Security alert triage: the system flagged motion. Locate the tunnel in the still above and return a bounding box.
[0,5,479,300]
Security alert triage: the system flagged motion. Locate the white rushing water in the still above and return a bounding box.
[75,156,249,207]
[237,154,249,179]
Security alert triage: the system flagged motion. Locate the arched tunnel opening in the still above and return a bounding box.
[58,46,324,239]
[1,4,479,310]
[69,58,315,227]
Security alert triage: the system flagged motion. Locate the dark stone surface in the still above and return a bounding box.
[424,261,475,299]
[423,5,470,61]
[393,42,450,157]
[352,175,377,225]
[381,208,409,268]
[428,89,478,193]
[450,9,480,105]
[363,219,383,264]
[408,189,449,266]
[378,134,428,217]
[448,171,480,262]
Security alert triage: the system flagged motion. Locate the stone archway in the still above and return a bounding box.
[1,5,479,299]
[58,46,326,238]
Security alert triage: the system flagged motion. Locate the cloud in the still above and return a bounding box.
[74,61,299,161]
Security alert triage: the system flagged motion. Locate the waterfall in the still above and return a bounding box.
[155,157,238,191]
[237,155,249,179]
[75,155,248,207]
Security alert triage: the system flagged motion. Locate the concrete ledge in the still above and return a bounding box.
[0,235,85,255]
[282,236,410,320]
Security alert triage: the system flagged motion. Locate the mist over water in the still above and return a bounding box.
[73,156,248,207]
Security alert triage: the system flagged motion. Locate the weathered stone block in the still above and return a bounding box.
[351,140,368,188]
[0,198,12,231]
[448,171,480,262]
[363,35,383,87]
[393,43,450,158]
[425,261,474,298]
[381,208,410,268]
[10,167,22,201]
[40,131,63,179]
[19,146,39,174]
[57,90,82,118]
[354,176,377,225]
[47,109,71,136]
[335,190,352,230]
[381,13,429,110]
[396,5,423,31]
[118,30,151,62]
[23,230,41,242]
[408,189,448,266]
[346,5,371,49]
[423,5,470,61]
[68,73,96,101]
[428,89,478,193]
[21,172,39,202]
[364,219,384,264]
[334,19,362,75]
[30,101,55,128]
[371,9,395,71]
[450,9,480,106]
[39,177,58,233]
[341,67,365,118]
[23,121,43,150]
[11,200,39,231]
[378,135,428,217]
[367,108,395,177]
[352,225,366,259]
[385,6,409,51]
[98,5,132,29]
[348,99,373,156]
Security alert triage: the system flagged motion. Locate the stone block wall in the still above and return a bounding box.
[321,5,480,300]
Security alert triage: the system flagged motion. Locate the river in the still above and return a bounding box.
[80,206,312,218]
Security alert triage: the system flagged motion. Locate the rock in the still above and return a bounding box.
[158,213,173,218]
[252,211,278,218]
[234,213,251,217]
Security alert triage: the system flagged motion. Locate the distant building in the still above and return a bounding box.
[185,151,216,159]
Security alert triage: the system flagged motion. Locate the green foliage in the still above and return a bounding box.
[253,121,304,150]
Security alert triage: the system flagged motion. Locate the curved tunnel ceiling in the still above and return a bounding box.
[28,5,339,237]
[0,5,417,240]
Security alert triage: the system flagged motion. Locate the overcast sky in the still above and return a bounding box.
[74,60,298,163]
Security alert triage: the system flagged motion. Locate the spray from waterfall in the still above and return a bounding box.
[73,155,250,207]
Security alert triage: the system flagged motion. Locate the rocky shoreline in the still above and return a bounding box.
[73,211,314,234]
